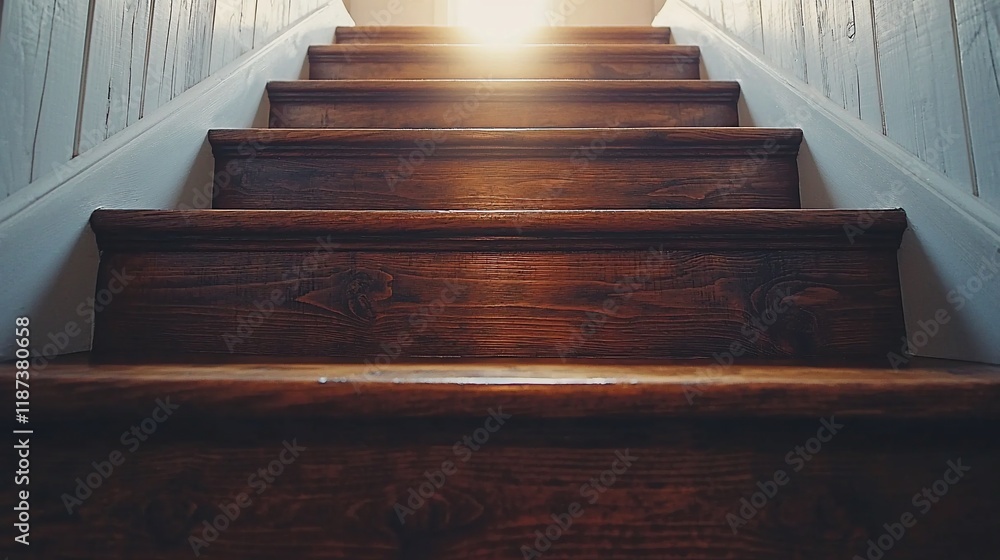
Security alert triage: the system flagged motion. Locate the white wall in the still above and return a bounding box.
[0,2,355,361]
[656,1,1000,364]
[346,0,665,26]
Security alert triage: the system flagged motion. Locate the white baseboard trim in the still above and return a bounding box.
[0,2,354,360]
[657,1,1000,364]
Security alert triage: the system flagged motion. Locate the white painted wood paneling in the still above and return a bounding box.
[872,0,973,187]
[0,0,88,196]
[210,0,257,74]
[800,0,882,129]
[955,0,1000,209]
[760,0,807,81]
[79,0,154,154]
[255,0,290,46]
[724,0,763,51]
[144,0,216,115]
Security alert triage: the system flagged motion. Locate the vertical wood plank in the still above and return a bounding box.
[79,0,154,154]
[801,0,882,130]
[954,0,1000,207]
[872,0,973,186]
[761,0,808,81]
[209,0,256,74]
[726,0,763,51]
[254,0,289,48]
[144,0,216,115]
[0,0,88,196]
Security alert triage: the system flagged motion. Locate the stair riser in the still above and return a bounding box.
[92,248,903,361]
[29,418,999,559]
[309,59,700,80]
[212,156,800,210]
[335,27,673,44]
[269,99,739,128]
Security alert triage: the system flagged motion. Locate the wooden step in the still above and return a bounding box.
[308,44,701,80]
[267,80,740,128]
[88,209,906,362]
[335,25,673,44]
[208,128,802,210]
[28,357,1000,559]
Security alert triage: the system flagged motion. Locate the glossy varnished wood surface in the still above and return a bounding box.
[89,209,905,361]
[308,44,702,80]
[90,209,902,249]
[208,128,801,209]
[333,25,673,44]
[266,80,741,128]
[32,355,1000,419]
[15,413,1000,558]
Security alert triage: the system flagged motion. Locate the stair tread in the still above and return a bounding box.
[266,79,741,101]
[334,25,673,44]
[209,127,802,155]
[309,43,700,61]
[35,355,1000,419]
[90,209,905,249]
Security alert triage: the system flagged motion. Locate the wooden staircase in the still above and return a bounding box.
[19,25,1000,559]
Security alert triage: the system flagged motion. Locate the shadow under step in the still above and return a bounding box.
[334,25,673,45]
[268,80,740,128]
[308,44,701,80]
[208,128,802,210]
[89,209,905,362]
[28,357,1000,559]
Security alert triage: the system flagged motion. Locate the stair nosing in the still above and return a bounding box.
[265,79,741,103]
[208,127,802,157]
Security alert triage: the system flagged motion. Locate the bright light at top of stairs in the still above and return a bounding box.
[452,0,550,43]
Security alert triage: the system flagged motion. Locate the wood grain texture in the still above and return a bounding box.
[334,25,673,44]
[208,128,801,210]
[89,209,905,361]
[801,0,882,129]
[955,0,1000,208]
[143,0,216,114]
[209,0,258,74]
[760,0,808,81]
[8,414,1000,559]
[871,0,973,186]
[267,79,741,128]
[308,44,702,80]
[0,0,88,194]
[79,0,154,153]
[31,356,1000,420]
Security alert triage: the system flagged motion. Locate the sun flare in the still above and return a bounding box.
[452,0,551,44]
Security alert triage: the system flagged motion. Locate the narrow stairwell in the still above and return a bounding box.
[21,25,1000,559]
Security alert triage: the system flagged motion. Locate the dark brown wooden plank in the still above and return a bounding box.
[208,128,802,210]
[267,80,740,128]
[88,209,906,361]
[12,415,1000,559]
[31,357,1000,420]
[308,44,701,80]
[334,25,673,44]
